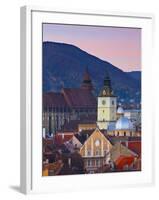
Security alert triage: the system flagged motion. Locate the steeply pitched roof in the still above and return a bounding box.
[110,142,137,163]
[43,92,68,108]
[43,88,97,109]
[115,155,135,170]
[79,128,112,151]
[74,130,94,144]
[81,67,93,91]
[122,141,141,157]
[54,134,73,145]
[62,88,97,108]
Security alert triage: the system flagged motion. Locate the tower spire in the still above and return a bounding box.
[99,69,113,97]
[104,70,111,88]
[81,66,93,91]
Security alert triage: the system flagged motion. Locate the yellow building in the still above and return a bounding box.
[78,123,97,131]
[97,72,117,130]
[80,128,112,173]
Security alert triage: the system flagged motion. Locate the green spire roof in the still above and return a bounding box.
[99,69,115,97]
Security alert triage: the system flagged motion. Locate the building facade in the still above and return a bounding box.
[43,69,97,134]
[97,72,117,129]
[79,128,112,173]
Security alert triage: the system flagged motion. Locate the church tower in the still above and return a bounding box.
[97,71,117,130]
[81,67,93,91]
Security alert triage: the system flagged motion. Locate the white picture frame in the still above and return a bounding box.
[20,6,154,194]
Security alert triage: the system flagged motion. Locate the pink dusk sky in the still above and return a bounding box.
[43,23,141,72]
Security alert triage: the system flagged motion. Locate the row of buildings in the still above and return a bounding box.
[43,68,141,134]
[43,127,141,175]
[42,68,141,175]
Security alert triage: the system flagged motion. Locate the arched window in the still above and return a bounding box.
[124,132,126,136]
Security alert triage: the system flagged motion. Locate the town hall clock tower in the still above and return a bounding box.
[97,71,117,130]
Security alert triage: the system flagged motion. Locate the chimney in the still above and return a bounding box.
[42,128,46,138]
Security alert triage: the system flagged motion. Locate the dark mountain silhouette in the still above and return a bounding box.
[43,41,141,103]
[126,71,141,81]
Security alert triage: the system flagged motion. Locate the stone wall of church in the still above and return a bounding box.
[42,107,97,135]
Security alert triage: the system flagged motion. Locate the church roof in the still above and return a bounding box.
[62,88,97,108]
[81,67,93,90]
[83,68,91,81]
[43,92,68,108]
[43,88,97,109]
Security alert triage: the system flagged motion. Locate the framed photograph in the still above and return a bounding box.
[20,6,154,194]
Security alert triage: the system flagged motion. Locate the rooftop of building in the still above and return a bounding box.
[43,88,97,109]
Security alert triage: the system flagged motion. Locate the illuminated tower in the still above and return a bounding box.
[97,71,117,130]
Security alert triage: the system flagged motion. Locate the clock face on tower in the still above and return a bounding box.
[102,100,106,105]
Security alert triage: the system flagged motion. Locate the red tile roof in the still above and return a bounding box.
[122,141,141,157]
[54,134,73,145]
[115,155,135,170]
